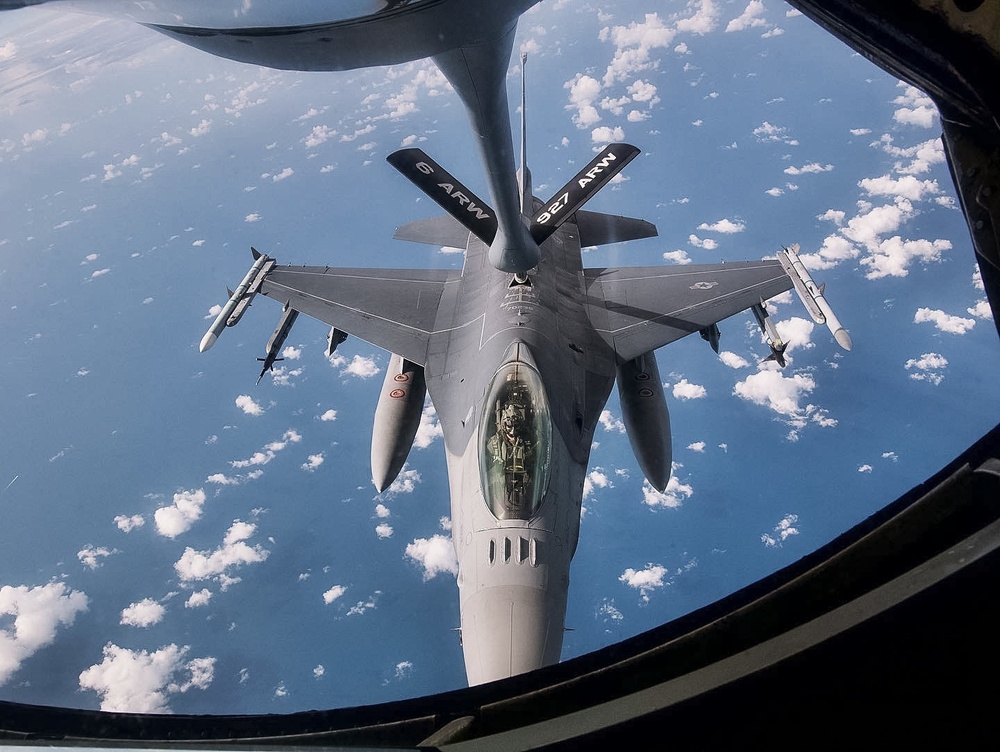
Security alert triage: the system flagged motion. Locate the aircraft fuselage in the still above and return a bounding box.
[421,212,617,684]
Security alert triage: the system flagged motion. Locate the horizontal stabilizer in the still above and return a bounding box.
[393,215,471,249]
[576,211,657,247]
[530,143,640,244]
[387,148,497,245]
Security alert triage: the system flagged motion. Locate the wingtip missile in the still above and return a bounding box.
[777,244,852,352]
[199,250,273,353]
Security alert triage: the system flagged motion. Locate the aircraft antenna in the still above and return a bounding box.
[518,51,532,214]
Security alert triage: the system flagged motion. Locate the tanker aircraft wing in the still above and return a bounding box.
[258,266,461,366]
[585,261,793,363]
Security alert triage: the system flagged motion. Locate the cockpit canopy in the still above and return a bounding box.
[479,360,553,521]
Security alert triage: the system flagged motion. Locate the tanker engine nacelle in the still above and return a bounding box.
[616,352,672,491]
[371,353,427,493]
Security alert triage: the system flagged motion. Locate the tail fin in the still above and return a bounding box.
[518,52,532,214]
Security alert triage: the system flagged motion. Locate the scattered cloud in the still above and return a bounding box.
[323,585,347,605]
[235,395,264,416]
[598,409,626,433]
[328,353,381,378]
[185,589,212,608]
[719,351,750,369]
[672,378,706,400]
[0,582,88,686]
[413,403,443,449]
[78,643,215,713]
[697,218,745,234]
[114,514,145,533]
[174,520,269,585]
[619,563,667,602]
[154,489,206,539]
[783,162,833,176]
[641,473,693,509]
[913,307,976,334]
[905,352,948,385]
[120,598,166,628]
[405,535,458,581]
[77,545,115,570]
[319,409,337,422]
[761,513,800,547]
[301,453,325,472]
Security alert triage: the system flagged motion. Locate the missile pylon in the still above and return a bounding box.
[199,250,272,353]
[777,244,853,351]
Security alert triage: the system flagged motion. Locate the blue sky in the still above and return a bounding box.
[1,0,997,714]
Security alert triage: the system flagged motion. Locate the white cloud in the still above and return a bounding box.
[688,234,718,250]
[375,523,393,539]
[114,514,145,533]
[319,409,338,422]
[189,119,211,137]
[387,467,421,495]
[641,475,692,509]
[271,167,294,182]
[719,351,750,369]
[913,307,976,334]
[78,643,214,713]
[244,213,260,223]
[687,442,706,453]
[733,368,835,434]
[858,464,873,474]
[619,563,667,602]
[375,504,390,519]
[303,125,336,148]
[328,353,381,378]
[905,352,948,385]
[405,535,458,581]
[662,250,692,264]
[783,162,833,175]
[672,378,706,400]
[413,403,443,449]
[697,218,745,233]
[892,83,937,128]
[583,468,612,498]
[77,545,115,570]
[761,513,800,547]
[120,598,166,628]
[859,174,939,202]
[231,429,302,469]
[313,665,325,678]
[154,489,206,539]
[860,236,951,279]
[0,582,88,686]
[599,409,626,433]
[323,585,347,605]
[185,589,212,608]
[235,395,264,416]
[599,12,677,86]
[591,125,625,144]
[676,1,719,35]
[726,1,767,32]
[174,520,269,584]
[968,299,993,320]
[301,453,325,472]
[394,661,414,680]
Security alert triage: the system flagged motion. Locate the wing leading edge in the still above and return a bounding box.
[584,260,792,363]
[260,266,460,366]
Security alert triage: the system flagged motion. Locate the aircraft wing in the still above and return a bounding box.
[260,266,460,365]
[584,260,792,362]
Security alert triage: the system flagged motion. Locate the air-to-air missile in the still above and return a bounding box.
[256,303,299,384]
[776,243,853,351]
[199,248,274,353]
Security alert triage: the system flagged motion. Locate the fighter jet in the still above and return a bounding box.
[4,0,847,685]
[200,126,823,688]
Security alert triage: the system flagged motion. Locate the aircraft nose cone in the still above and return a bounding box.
[461,585,565,686]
